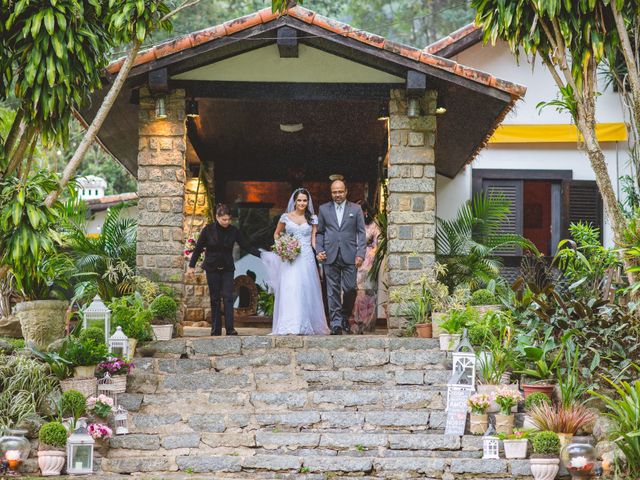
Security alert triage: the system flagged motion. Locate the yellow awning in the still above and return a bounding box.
[489,122,628,143]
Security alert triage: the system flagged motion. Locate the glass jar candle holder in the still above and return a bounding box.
[0,429,31,475]
[562,442,597,479]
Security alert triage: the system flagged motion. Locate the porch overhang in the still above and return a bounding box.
[77,7,525,179]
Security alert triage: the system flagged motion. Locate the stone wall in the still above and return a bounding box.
[386,89,437,336]
[136,88,187,298]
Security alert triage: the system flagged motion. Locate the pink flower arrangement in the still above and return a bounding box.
[272,233,301,262]
[87,423,113,440]
[467,393,491,414]
[494,386,523,415]
[87,395,115,418]
[96,359,133,377]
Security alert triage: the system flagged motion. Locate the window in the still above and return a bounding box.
[472,170,603,256]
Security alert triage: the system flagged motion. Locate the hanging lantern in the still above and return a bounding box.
[66,425,94,475]
[97,373,118,407]
[83,295,111,343]
[108,326,129,360]
[482,422,500,460]
[446,328,476,410]
[114,406,129,435]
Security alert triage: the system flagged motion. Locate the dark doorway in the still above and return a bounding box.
[523,181,552,256]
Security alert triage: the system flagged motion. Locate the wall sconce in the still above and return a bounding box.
[407,96,422,118]
[186,98,199,118]
[155,97,167,119]
[280,123,303,132]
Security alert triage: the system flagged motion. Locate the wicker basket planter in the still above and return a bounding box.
[111,375,127,394]
[60,377,97,398]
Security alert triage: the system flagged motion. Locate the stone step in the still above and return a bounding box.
[101,453,533,477]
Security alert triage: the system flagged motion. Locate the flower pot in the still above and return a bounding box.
[494,413,515,435]
[431,311,447,337]
[439,333,461,351]
[557,433,573,451]
[60,378,96,398]
[38,450,65,476]
[477,384,519,413]
[530,457,560,480]
[111,375,127,394]
[469,414,488,435]
[14,300,68,349]
[73,365,97,378]
[415,323,432,338]
[504,439,528,459]
[522,382,554,400]
[128,338,137,360]
[151,324,174,341]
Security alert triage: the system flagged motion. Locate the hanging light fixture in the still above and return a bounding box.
[155,97,167,119]
[186,98,199,118]
[407,96,421,118]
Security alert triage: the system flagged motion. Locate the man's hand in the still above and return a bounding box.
[316,251,327,262]
[355,256,364,268]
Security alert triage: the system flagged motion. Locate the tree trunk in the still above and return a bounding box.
[44,38,143,207]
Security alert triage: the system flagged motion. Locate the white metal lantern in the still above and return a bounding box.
[446,329,476,410]
[97,373,118,407]
[83,295,111,343]
[482,421,500,459]
[66,426,94,475]
[108,326,129,360]
[114,406,129,435]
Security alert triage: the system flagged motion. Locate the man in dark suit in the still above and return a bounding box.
[316,180,366,335]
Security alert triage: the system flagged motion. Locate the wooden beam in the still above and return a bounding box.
[172,80,399,101]
[277,26,298,58]
[406,70,427,96]
[148,68,169,94]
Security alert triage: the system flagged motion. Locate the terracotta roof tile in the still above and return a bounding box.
[106,7,524,99]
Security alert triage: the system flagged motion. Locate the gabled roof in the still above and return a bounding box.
[425,23,482,58]
[107,7,523,98]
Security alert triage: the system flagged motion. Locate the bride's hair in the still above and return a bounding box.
[293,188,313,225]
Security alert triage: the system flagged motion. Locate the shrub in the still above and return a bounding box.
[440,307,479,334]
[531,431,560,455]
[470,289,497,306]
[525,392,552,411]
[39,421,68,449]
[79,327,105,345]
[60,337,108,367]
[60,390,86,420]
[109,294,153,341]
[149,295,178,325]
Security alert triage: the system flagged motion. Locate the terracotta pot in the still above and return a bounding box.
[522,382,555,400]
[439,333,461,351]
[38,450,65,476]
[504,439,528,459]
[415,323,432,338]
[494,413,515,435]
[73,365,97,378]
[469,414,488,435]
[530,457,560,480]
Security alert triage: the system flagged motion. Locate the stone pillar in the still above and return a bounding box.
[386,89,437,336]
[136,88,187,296]
[183,176,211,327]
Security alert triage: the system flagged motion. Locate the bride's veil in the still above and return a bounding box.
[286,188,315,214]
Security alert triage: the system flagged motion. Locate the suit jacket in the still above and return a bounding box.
[189,222,260,272]
[316,201,366,264]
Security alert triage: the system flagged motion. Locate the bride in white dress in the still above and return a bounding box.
[261,188,330,335]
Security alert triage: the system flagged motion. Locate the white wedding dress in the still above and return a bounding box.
[261,214,330,335]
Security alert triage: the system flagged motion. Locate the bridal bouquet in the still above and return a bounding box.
[272,233,301,262]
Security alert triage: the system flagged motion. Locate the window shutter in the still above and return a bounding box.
[562,180,603,241]
[482,179,523,255]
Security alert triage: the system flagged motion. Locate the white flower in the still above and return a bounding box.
[570,456,589,469]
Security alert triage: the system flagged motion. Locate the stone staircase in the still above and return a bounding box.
[102,336,533,479]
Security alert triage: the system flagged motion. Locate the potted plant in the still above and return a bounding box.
[37,421,67,476]
[439,308,472,351]
[516,336,563,399]
[469,288,500,314]
[149,294,178,341]
[494,385,523,435]
[527,403,597,450]
[61,337,108,378]
[467,393,490,434]
[530,431,561,480]
[523,392,552,430]
[499,429,530,459]
[476,327,520,412]
[60,390,87,431]
[87,395,115,421]
[404,295,432,338]
[0,173,75,349]
[109,293,154,357]
[96,358,133,394]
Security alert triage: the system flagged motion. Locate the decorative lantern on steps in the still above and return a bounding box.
[66,425,94,475]
[482,422,500,460]
[108,326,129,360]
[114,405,129,435]
[97,372,118,407]
[446,328,476,410]
[83,296,111,343]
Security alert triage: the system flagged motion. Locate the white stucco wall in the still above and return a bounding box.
[435,41,632,247]
[86,205,138,235]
